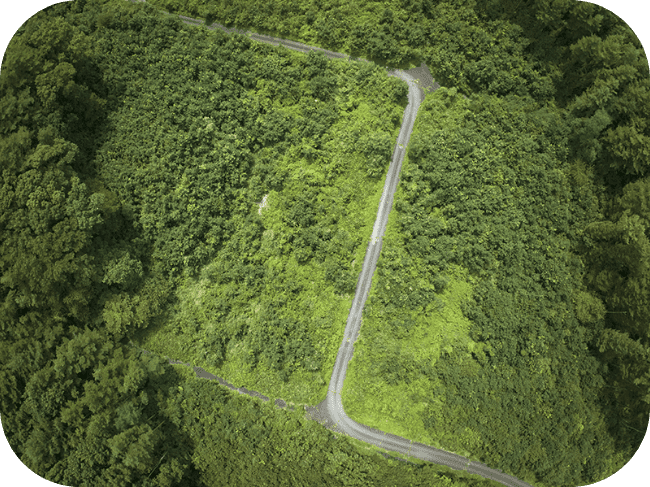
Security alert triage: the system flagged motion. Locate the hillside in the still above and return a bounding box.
[1,1,648,487]
[1,1,499,486]
[146,0,650,485]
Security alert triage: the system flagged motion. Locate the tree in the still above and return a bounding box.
[358,130,393,178]
[9,327,194,486]
[603,122,650,177]
[582,182,650,338]
[573,289,606,324]
[0,138,103,322]
[315,7,348,49]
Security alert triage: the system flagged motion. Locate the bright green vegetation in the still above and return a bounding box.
[164,360,504,487]
[2,1,649,487]
[147,0,649,485]
[344,89,621,486]
[118,15,408,404]
[344,256,480,458]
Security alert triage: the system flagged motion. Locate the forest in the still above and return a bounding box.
[1,0,649,486]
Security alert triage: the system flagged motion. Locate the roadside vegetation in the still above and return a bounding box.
[114,13,409,404]
[1,1,649,487]
[345,88,633,487]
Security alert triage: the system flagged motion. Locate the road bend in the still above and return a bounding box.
[124,3,535,485]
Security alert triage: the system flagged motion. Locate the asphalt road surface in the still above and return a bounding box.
[127,3,534,485]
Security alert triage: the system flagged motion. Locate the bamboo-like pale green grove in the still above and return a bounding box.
[1,1,648,486]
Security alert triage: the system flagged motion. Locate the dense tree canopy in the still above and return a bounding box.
[2,1,648,486]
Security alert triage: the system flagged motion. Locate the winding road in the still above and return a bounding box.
[129,2,533,486]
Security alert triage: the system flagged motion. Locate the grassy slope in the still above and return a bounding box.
[342,91,479,462]
[341,84,631,485]
[135,45,407,405]
[127,3,634,485]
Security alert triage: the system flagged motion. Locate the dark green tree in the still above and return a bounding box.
[6,327,194,486]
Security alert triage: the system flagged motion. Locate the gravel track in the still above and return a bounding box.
[126,3,533,485]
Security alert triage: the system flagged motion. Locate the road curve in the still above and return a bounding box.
[126,3,534,486]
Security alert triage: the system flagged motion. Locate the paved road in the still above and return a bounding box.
[127,3,534,485]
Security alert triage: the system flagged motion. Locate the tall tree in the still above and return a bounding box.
[582,177,650,338]
[6,327,195,486]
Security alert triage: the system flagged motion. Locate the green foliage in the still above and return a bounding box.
[358,130,394,178]
[1,140,101,322]
[433,274,449,294]
[344,86,648,486]
[572,290,606,325]
[581,176,650,337]
[3,326,196,486]
[102,250,144,289]
[2,2,649,487]
[568,108,612,165]
[315,6,350,50]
